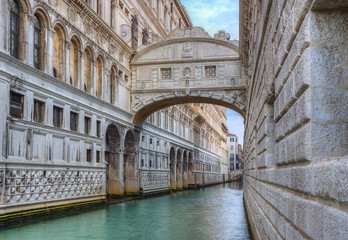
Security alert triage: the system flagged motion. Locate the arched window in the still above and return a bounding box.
[34,15,41,69]
[10,0,20,59]
[84,47,93,93]
[96,56,103,98]
[110,66,117,104]
[53,25,65,79]
[70,37,80,87]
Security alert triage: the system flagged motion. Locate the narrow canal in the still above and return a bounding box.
[0,182,250,240]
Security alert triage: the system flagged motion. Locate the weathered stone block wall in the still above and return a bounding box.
[242,0,348,239]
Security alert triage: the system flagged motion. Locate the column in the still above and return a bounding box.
[47,28,55,75]
[92,60,97,96]
[26,14,35,66]
[104,68,111,102]
[80,51,85,91]
[65,41,71,84]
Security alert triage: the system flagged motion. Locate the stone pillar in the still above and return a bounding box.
[26,14,35,66]
[183,162,188,189]
[65,41,71,84]
[170,156,176,190]
[104,68,111,102]
[92,60,97,96]
[111,1,117,32]
[47,28,55,76]
[1,0,9,53]
[107,147,124,195]
[80,51,85,91]
[0,79,7,159]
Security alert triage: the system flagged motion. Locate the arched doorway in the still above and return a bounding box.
[124,130,137,194]
[169,147,176,190]
[183,151,188,189]
[105,124,121,195]
[176,149,183,190]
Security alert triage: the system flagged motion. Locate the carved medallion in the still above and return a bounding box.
[182,42,193,58]
[68,7,76,22]
[183,66,191,78]
[84,22,91,35]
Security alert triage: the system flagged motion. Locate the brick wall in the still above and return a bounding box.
[241,0,348,239]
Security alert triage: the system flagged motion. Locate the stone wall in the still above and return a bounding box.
[241,0,348,239]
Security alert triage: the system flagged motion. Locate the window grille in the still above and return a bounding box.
[161,68,172,79]
[204,66,216,78]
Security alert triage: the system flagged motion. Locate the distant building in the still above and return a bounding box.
[226,133,239,171]
[238,144,244,170]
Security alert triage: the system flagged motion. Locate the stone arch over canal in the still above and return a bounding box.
[130,27,247,123]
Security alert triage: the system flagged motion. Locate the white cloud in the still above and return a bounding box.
[181,0,240,39]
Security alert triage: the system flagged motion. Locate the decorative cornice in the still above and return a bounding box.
[71,0,134,56]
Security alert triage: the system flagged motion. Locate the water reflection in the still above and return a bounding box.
[0,182,250,240]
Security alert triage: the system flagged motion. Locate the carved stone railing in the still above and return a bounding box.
[0,167,104,207]
[140,169,170,192]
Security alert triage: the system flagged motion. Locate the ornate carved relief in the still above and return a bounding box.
[182,42,193,58]
[2,169,103,205]
[68,7,76,22]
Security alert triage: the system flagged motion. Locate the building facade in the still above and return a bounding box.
[0,0,229,214]
[226,133,240,171]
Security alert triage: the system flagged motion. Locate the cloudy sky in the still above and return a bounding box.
[181,0,244,146]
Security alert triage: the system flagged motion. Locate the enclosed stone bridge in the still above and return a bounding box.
[130,27,247,123]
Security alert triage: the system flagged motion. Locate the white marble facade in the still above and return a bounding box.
[0,0,231,212]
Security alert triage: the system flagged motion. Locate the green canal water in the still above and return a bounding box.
[0,182,250,240]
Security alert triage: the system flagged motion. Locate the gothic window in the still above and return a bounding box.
[53,106,63,128]
[96,56,103,98]
[10,0,20,59]
[161,68,171,79]
[142,28,149,45]
[84,47,93,93]
[204,66,216,78]
[34,15,41,69]
[70,37,80,87]
[131,15,138,49]
[70,111,78,132]
[179,18,181,27]
[34,99,45,123]
[110,66,117,104]
[10,91,23,118]
[53,25,65,79]
[170,2,173,13]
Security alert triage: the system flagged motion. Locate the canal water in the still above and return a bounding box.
[0,182,250,240]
